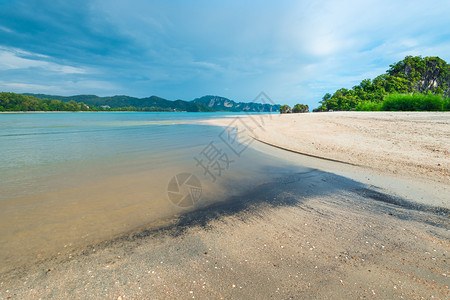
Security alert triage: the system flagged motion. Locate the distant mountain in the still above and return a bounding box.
[192,95,279,112]
[24,94,280,112]
[24,94,213,112]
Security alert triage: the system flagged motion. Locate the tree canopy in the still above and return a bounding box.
[0,92,213,112]
[0,93,90,112]
[280,103,309,114]
[280,105,291,114]
[316,56,450,111]
[292,104,309,113]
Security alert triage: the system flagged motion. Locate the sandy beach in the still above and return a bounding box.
[1,112,449,299]
[204,111,450,184]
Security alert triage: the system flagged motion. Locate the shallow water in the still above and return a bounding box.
[0,112,308,273]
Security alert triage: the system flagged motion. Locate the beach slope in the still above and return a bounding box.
[1,112,449,299]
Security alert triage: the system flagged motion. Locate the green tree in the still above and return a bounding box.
[316,55,450,111]
[292,104,309,113]
[280,105,291,114]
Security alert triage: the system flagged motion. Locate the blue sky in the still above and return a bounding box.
[0,0,449,108]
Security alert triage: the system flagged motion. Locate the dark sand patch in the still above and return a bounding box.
[1,169,448,299]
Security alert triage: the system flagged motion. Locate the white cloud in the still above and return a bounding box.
[0,46,86,74]
[1,0,449,106]
[0,25,13,33]
[0,82,64,93]
[0,79,119,96]
[0,50,45,70]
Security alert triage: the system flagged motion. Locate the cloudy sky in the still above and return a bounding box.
[0,0,449,107]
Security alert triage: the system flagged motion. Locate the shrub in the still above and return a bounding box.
[355,101,382,111]
[382,93,444,111]
[280,105,292,114]
[443,97,450,111]
[292,104,309,113]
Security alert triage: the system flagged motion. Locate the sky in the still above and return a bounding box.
[0,0,449,108]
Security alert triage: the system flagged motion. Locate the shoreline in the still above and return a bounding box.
[1,163,448,299]
[203,111,450,183]
[0,111,270,114]
[1,111,449,298]
[200,111,450,211]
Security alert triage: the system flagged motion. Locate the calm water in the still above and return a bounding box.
[0,112,303,273]
[0,112,241,200]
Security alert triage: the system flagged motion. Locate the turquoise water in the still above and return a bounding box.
[0,112,296,272]
[0,112,235,199]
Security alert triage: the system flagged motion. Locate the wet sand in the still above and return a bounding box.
[1,112,449,299]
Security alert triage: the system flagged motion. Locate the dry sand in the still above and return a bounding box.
[1,112,449,299]
[204,111,450,184]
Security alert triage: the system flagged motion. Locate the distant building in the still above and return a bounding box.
[101,105,111,109]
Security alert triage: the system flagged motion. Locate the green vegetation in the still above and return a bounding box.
[0,92,90,112]
[354,93,449,111]
[0,92,214,112]
[280,105,291,114]
[280,103,309,114]
[26,93,279,112]
[354,101,383,111]
[292,104,309,113]
[27,94,215,112]
[317,56,450,111]
[1,92,280,112]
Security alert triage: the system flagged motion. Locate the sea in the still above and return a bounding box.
[0,112,304,273]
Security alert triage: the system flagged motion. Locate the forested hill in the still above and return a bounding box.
[22,94,213,112]
[318,56,450,111]
[1,93,92,112]
[24,94,280,112]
